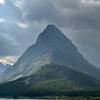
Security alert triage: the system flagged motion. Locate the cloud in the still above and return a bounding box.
[17,0,100,30]
[18,22,29,28]
[0,32,19,56]
[0,56,17,65]
[0,0,22,21]
[0,0,5,5]
[0,17,6,23]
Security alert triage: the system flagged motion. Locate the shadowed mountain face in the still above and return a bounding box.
[0,25,100,84]
[0,64,100,97]
[0,63,11,73]
[0,63,5,73]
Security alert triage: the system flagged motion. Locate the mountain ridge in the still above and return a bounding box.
[0,63,100,97]
[1,24,100,83]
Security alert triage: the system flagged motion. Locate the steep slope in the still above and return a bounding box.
[0,64,100,97]
[0,64,11,82]
[0,63,5,73]
[1,25,100,83]
[0,63,11,73]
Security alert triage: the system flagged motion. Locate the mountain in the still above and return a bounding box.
[0,63,5,73]
[0,63,11,73]
[0,64,100,97]
[1,25,100,83]
[0,63,11,82]
[0,25,100,97]
[5,64,11,68]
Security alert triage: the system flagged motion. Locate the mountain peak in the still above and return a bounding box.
[43,24,60,33]
[36,24,65,43]
[45,24,56,29]
[46,24,56,28]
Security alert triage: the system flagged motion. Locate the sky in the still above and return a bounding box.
[0,0,100,68]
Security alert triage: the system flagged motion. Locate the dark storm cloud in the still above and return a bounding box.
[19,0,100,29]
[0,32,19,56]
[0,0,23,57]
